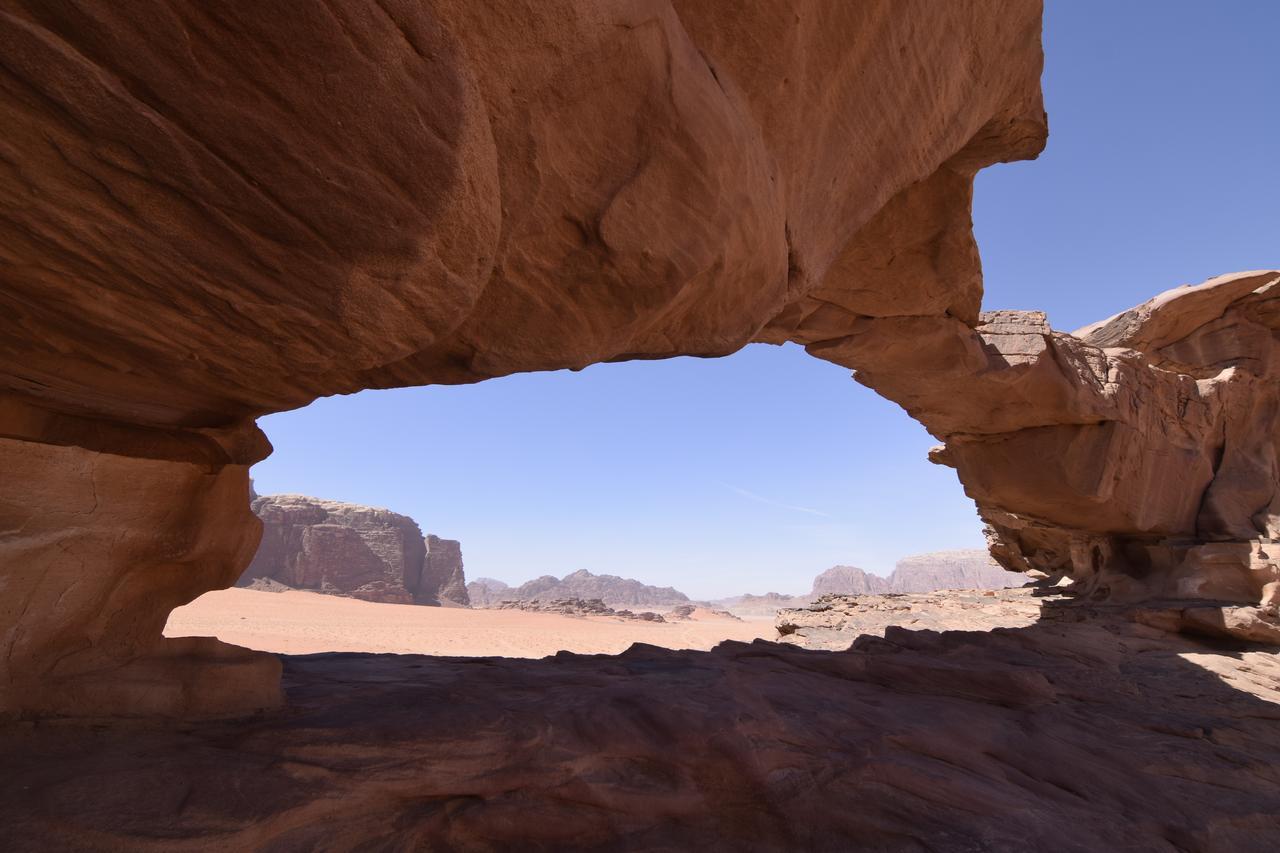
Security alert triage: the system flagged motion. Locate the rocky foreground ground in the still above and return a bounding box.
[8,590,1279,851]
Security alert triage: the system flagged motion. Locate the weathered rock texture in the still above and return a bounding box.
[241,495,469,606]
[3,619,1279,850]
[474,569,690,608]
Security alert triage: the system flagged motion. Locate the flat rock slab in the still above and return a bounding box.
[2,621,1279,851]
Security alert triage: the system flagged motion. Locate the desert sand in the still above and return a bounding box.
[165,588,774,657]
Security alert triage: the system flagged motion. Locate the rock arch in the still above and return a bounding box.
[2,1,1276,718]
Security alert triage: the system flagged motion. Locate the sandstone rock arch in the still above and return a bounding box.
[2,1,1276,718]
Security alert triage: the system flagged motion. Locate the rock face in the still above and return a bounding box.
[492,598,666,622]
[917,274,1280,612]
[475,570,690,608]
[241,495,469,607]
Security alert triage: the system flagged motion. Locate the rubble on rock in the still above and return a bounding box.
[492,598,666,622]
[777,587,1045,650]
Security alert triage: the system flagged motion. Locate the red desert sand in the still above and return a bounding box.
[166,588,773,658]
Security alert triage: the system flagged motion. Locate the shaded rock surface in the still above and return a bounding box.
[240,495,468,607]
[3,619,1279,850]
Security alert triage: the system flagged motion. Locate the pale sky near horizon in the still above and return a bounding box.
[251,1,1279,600]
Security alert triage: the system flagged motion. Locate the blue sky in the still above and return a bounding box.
[252,2,1278,600]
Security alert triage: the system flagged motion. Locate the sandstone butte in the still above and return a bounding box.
[241,494,471,606]
[2,3,1280,848]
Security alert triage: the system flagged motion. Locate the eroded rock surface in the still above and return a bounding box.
[240,495,469,606]
[3,621,1278,850]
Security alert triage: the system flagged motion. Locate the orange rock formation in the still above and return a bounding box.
[2,1,1276,723]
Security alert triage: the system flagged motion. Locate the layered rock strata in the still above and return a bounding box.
[240,495,469,606]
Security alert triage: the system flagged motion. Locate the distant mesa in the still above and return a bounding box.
[714,550,1018,617]
[240,494,469,607]
[810,550,1016,597]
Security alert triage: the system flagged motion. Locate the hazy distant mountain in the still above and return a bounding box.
[888,550,1016,592]
[710,592,809,619]
[810,565,888,596]
[469,569,690,608]
[715,550,1017,618]
[466,578,512,608]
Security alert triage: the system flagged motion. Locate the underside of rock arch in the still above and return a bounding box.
[1,0,1278,724]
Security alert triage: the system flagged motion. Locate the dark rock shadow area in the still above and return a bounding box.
[2,614,1279,852]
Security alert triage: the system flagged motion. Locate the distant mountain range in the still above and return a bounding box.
[238,492,1016,615]
[468,570,690,608]
[471,551,1018,615]
[711,550,1019,616]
